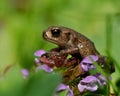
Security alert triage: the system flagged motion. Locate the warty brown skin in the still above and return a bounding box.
[43,26,100,59]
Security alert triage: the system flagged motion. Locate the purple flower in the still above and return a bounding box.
[81,55,98,71]
[55,83,74,96]
[78,76,98,92]
[34,58,40,64]
[96,74,107,85]
[37,64,53,73]
[78,74,107,92]
[21,69,29,79]
[34,50,46,57]
[34,50,46,65]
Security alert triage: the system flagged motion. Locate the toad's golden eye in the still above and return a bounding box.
[51,29,61,37]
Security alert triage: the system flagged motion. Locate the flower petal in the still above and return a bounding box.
[57,83,67,91]
[67,86,74,96]
[78,75,98,92]
[37,64,53,72]
[35,58,40,64]
[81,64,89,71]
[21,69,29,79]
[86,85,98,92]
[97,74,107,85]
[81,55,98,71]
[34,50,46,57]
[56,84,74,96]
[81,76,98,83]
[81,55,98,64]
[78,83,86,92]
[21,69,29,76]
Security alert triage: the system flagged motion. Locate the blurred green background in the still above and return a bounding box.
[0,0,120,96]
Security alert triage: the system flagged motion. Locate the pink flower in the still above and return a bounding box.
[55,83,74,96]
[37,64,53,73]
[81,55,98,71]
[78,75,107,92]
[21,69,29,79]
[34,50,46,57]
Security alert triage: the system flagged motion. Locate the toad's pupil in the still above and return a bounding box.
[51,29,61,37]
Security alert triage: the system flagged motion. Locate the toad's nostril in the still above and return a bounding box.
[43,31,52,39]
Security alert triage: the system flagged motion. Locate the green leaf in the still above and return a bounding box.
[58,90,68,96]
[22,71,61,96]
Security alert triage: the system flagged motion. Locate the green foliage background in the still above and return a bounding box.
[0,0,120,96]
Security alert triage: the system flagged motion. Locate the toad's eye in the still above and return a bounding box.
[51,29,61,37]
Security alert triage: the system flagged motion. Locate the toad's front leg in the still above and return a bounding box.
[59,47,79,55]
